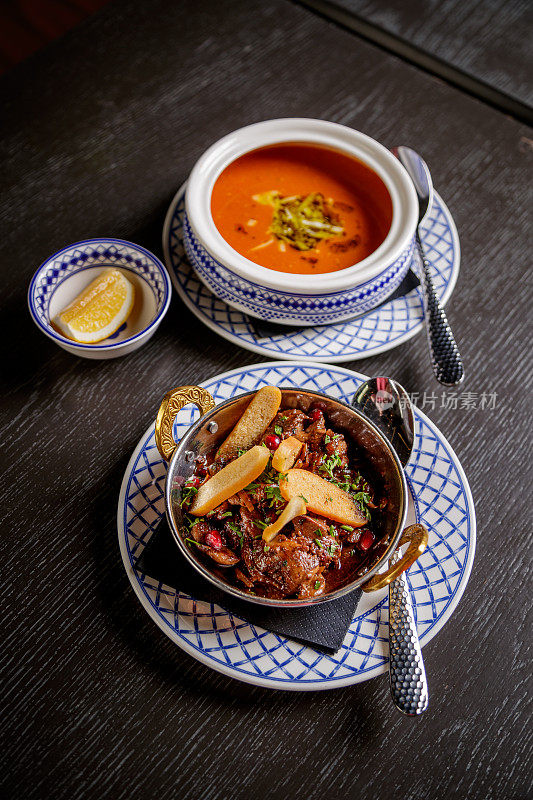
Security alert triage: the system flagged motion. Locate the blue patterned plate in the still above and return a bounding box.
[118,362,475,691]
[163,185,460,362]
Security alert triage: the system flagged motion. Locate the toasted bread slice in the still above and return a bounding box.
[190,445,270,516]
[279,469,367,527]
[216,386,282,459]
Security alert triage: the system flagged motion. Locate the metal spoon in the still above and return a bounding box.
[392,146,464,386]
[353,377,429,715]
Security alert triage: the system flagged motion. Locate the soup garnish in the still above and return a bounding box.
[253,191,345,251]
[211,144,393,275]
[178,387,387,600]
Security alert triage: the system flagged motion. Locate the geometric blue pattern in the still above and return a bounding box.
[163,186,460,362]
[183,212,414,324]
[118,361,476,690]
[28,238,172,350]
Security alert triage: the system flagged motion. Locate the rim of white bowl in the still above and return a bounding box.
[28,237,172,351]
[185,118,419,294]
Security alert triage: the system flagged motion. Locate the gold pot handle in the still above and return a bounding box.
[155,385,216,461]
[361,523,428,593]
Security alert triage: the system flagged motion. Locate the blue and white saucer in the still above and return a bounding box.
[163,185,460,362]
[118,361,475,691]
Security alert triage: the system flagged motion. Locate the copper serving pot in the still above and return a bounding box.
[154,385,428,608]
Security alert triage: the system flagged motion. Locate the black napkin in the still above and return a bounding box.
[135,516,362,654]
[248,267,420,340]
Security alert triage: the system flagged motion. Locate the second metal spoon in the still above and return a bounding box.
[393,146,464,386]
[353,377,429,715]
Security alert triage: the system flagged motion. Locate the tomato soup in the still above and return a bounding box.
[210,144,393,275]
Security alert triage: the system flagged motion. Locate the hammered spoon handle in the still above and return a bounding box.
[416,231,464,386]
[389,548,429,715]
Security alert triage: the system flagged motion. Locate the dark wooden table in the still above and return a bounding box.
[2,2,532,798]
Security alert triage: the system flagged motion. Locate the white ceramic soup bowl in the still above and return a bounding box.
[28,238,172,359]
[184,118,418,326]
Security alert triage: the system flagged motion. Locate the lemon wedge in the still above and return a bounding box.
[54,268,135,343]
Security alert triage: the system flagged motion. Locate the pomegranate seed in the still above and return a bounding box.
[359,530,375,551]
[264,434,281,451]
[205,530,223,549]
[186,476,200,488]
[309,408,323,421]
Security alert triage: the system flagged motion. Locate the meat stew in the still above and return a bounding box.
[178,392,391,601]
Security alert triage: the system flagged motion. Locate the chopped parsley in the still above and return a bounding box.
[319,452,342,480]
[314,580,321,590]
[180,484,198,508]
[265,482,283,506]
[227,521,244,545]
[183,513,198,531]
[274,425,283,436]
[315,538,339,557]
[352,491,372,520]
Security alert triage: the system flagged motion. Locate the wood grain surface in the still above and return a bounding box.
[1,1,532,799]
[318,0,533,107]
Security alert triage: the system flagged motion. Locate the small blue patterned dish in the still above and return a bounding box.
[184,119,418,326]
[28,238,172,359]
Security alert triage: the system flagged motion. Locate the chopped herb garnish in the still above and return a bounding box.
[183,514,198,531]
[253,519,269,530]
[254,191,345,251]
[314,580,321,590]
[352,490,372,520]
[219,511,233,518]
[263,545,270,553]
[274,425,283,436]
[180,484,198,508]
[319,452,342,480]
[227,521,244,545]
[265,482,284,506]
[340,525,354,532]
[314,528,323,537]
[299,495,309,503]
